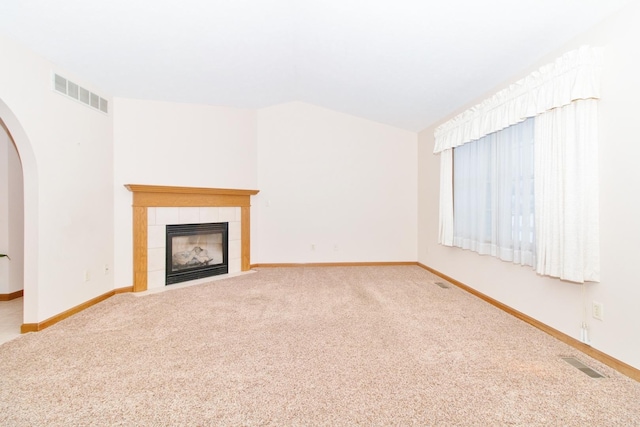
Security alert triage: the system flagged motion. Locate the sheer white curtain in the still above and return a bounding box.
[534,99,600,282]
[438,149,454,246]
[434,46,602,283]
[453,118,536,266]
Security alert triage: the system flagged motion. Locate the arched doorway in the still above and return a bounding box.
[0,119,24,342]
[0,98,39,337]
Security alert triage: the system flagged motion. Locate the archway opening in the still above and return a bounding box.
[0,98,39,336]
[0,118,24,342]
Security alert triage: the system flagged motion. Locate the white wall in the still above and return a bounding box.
[255,102,417,263]
[113,99,417,284]
[418,1,640,370]
[112,98,257,289]
[0,34,114,322]
[0,123,24,294]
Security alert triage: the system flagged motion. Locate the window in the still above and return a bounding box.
[434,46,602,283]
[453,118,535,267]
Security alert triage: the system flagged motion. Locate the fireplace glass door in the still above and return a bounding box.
[165,222,228,285]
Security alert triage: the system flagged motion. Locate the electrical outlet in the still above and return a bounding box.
[592,301,604,321]
[104,264,109,275]
[311,244,315,251]
[84,270,90,282]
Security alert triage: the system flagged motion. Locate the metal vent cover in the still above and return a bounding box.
[52,73,108,114]
[561,357,606,378]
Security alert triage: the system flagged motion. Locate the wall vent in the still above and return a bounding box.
[52,73,108,114]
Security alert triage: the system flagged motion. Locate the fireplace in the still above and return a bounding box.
[165,222,229,285]
[125,185,259,292]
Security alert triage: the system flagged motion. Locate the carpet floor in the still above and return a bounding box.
[1,266,639,426]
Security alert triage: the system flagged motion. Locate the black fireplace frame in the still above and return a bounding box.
[165,222,229,285]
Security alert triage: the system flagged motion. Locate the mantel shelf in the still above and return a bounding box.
[125,184,259,197]
[125,184,260,208]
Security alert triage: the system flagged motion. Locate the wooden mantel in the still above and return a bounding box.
[125,185,259,292]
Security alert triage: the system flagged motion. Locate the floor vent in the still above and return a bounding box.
[561,357,606,378]
[434,281,450,289]
[53,73,108,114]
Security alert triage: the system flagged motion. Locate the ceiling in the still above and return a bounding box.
[0,0,633,131]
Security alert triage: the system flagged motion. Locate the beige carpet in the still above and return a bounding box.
[1,266,639,426]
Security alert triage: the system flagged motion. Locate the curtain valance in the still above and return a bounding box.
[433,46,603,153]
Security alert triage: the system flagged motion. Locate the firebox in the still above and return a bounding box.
[165,222,228,285]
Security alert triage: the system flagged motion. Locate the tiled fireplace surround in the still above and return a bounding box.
[125,185,259,292]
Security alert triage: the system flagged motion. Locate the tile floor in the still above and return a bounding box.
[0,297,23,345]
